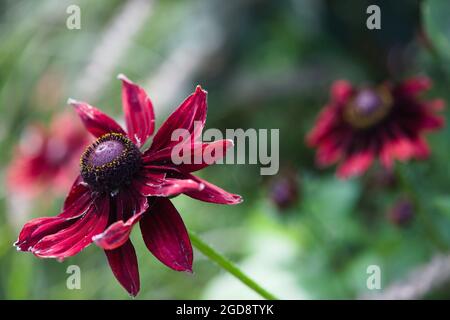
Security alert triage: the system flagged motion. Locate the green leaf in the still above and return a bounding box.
[423,0,450,63]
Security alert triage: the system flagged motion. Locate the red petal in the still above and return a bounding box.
[306,105,341,147]
[69,99,126,138]
[148,86,207,153]
[337,149,374,179]
[94,190,148,250]
[418,114,444,131]
[175,139,234,172]
[380,133,430,169]
[379,128,417,168]
[412,137,430,159]
[331,80,353,104]
[178,173,243,204]
[379,133,396,169]
[15,217,73,252]
[144,139,233,172]
[118,74,155,147]
[105,240,140,297]
[316,139,343,167]
[31,195,110,260]
[117,187,149,221]
[425,99,445,112]
[133,176,203,197]
[15,188,94,251]
[140,198,193,272]
[397,77,431,96]
[142,146,176,163]
[63,176,90,211]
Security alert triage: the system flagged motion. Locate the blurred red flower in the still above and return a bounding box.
[306,77,444,179]
[15,75,242,296]
[387,198,414,227]
[269,174,299,211]
[7,113,89,196]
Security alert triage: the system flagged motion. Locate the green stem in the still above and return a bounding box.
[395,167,449,252]
[188,230,278,300]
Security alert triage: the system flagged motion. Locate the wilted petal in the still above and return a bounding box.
[15,186,94,251]
[31,195,110,260]
[143,139,233,173]
[178,173,243,205]
[140,198,192,272]
[15,217,73,252]
[148,86,207,153]
[105,240,140,297]
[69,99,126,138]
[118,74,155,147]
[133,175,203,197]
[175,140,234,172]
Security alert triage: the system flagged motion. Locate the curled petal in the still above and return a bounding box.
[105,240,140,297]
[94,190,148,250]
[177,173,242,205]
[174,140,234,172]
[15,217,73,252]
[31,195,110,260]
[148,86,207,153]
[94,216,141,250]
[118,74,155,147]
[63,176,90,211]
[144,139,233,173]
[140,198,193,272]
[15,185,94,251]
[69,99,126,138]
[133,176,203,197]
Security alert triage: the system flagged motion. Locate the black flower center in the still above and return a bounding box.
[80,133,141,192]
[344,87,393,129]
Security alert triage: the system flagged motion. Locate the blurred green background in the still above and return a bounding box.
[1,0,450,299]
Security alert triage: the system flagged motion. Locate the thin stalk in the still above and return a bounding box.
[188,230,278,300]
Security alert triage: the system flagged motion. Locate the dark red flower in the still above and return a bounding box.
[7,113,90,196]
[15,74,242,296]
[306,77,444,178]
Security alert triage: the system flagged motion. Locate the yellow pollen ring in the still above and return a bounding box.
[343,86,393,129]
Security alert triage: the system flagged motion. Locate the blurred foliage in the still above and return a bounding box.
[0,0,450,299]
